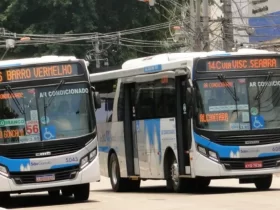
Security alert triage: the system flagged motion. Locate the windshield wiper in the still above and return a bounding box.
[217,74,239,102]
[44,79,65,110]
[254,72,273,100]
[5,85,25,115]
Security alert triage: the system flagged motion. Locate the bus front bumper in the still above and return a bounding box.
[193,153,280,178]
[0,156,100,193]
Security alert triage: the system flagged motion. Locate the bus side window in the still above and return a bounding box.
[135,82,155,120]
[117,83,124,121]
[154,78,176,118]
[93,79,117,123]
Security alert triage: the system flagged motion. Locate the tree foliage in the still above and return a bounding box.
[0,0,171,65]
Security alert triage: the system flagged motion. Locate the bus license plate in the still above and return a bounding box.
[36,174,55,182]
[244,161,263,169]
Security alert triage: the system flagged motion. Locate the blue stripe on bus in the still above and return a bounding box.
[0,63,21,68]
[0,156,79,172]
[194,132,280,158]
[50,163,79,169]
[0,156,30,172]
[208,53,231,57]
[193,132,239,158]
[99,146,110,153]
[258,153,280,158]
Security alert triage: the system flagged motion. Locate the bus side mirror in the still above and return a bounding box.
[94,92,101,109]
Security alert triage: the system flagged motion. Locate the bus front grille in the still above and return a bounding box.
[2,142,85,159]
[214,133,280,146]
[220,156,280,170]
[10,166,79,185]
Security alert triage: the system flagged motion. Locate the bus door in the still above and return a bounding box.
[124,72,180,179]
[174,69,192,176]
[123,80,140,177]
[132,78,155,178]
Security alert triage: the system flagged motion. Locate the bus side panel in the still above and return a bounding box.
[97,122,127,178]
[111,121,128,177]
[160,117,178,178]
[135,117,177,179]
[97,123,110,177]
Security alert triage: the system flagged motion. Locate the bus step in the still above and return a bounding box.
[129,176,140,180]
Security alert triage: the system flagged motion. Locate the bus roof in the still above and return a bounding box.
[90,48,279,82]
[0,55,82,69]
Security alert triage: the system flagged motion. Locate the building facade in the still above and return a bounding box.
[209,0,279,50]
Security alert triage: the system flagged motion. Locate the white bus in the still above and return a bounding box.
[91,49,280,192]
[0,56,101,201]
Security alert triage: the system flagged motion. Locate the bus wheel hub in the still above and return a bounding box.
[171,162,179,184]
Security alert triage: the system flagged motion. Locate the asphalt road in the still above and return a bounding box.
[2,176,280,210]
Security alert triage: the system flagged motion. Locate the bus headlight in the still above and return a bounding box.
[0,165,9,177]
[89,149,97,161]
[197,144,219,162]
[208,150,218,161]
[80,148,97,169]
[197,145,207,156]
[80,156,89,169]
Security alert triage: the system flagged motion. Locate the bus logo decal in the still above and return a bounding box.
[35,151,51,157]
[245,141,260,145]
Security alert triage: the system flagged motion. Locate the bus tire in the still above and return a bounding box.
[109,153,128,192]
[167,154,187,193]
[254,175,272,191]
[73,183,90,201]
[48,190,60,197]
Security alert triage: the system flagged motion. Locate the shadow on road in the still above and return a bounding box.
[93,185,280,195]
[1,194,99,209]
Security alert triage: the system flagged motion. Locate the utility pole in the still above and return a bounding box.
[189,0,195,50]
[222,0,234,52]
[202,0,210,51]
[194,0,201,51]
[95,34,100,68]
[181,0,188,49]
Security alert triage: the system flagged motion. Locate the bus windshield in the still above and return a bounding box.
[196,78,248,131]
[196,77,280,131]
[0,83,94,144]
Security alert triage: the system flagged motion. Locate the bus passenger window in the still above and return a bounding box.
[135,83,154,120]
[117,83,124,121]
[154,78,176,118]
[93,79,117,123]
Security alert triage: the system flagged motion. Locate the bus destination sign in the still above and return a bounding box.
[206,57,280,71]
[0,63,81,83]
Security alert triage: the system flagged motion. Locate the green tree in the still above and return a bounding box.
[0,0,173,65]
[95,0,171,65]
[0,0,98,59]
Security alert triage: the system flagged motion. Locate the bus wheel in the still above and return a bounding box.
[254,175,272,191]
[167,155,187,193]
[73,183,90,201]
[48,190,60,197]
[109,153,129,192]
